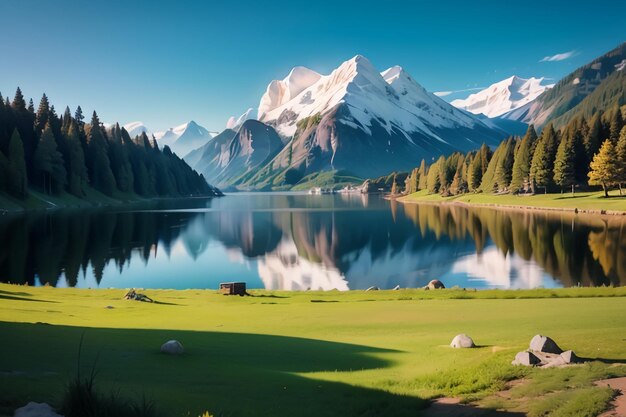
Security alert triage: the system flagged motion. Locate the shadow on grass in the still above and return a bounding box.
[0,289,57,303]
[0,321,523,417]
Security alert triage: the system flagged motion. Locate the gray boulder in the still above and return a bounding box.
[529,334,563,354]
[366,286,380,291]
[512,351,541,366]
[160,340,184,355]
[14,402,63,417]
[425,280,445,290]
[559,350,581,364]
[450,334,475,348]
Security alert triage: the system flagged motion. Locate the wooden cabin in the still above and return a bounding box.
[219,282,247,296]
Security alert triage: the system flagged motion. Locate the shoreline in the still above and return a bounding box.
[397,193,626,217]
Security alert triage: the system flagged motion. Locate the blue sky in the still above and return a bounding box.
[1,0,624,132]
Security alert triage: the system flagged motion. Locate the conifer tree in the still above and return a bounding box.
[35,94,50,134]
[426,159,441,194]
[12,87,26,112]
[609,107,624,142]
[66,121,88,196]
[417,159,428,191]
[615,126,626,195]
[553,136,576,194]
[530,124,557,193]
[588,139,618,197]
[87,111,116,196]
[33,123,66,194]
[584,112,602,160]
[7,129,28,198]
[510,125,538,192]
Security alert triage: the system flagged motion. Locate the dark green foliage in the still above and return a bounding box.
[87,112,117,196]
[0,88,216,202]
[553,132,576,193]
[7,129,28,198]
[65,121,88,197]
[530,124,558,193]
[480,138,515,193]
[510,125,538,192]
[33,123,67,194]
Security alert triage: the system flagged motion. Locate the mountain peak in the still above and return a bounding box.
[451,75,554,118]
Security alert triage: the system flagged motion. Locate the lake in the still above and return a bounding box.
[0,193,624,290]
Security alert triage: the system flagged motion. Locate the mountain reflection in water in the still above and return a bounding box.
[0,193,623,289]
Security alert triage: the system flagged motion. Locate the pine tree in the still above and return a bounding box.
[7,129,28,198]
[0,149,8,192]
[74,106,85,130]
[615,126,626,195]
[588,139,619,197]
[493,138,515,192]
[530,124,557,193]
[35,93,50,134]
[27,99,35,114]
[66,121,88,196]
[584,112,602,161]
[417,159,428,191]
[436,155,448,194]
[510,125,538,193]
[553,136,576,194]
[390,174,398,196]
[87,111,117,196]
[12,87,26,112]
[426,159,441,194]
[33,123,66,194]
[609,107,624,142]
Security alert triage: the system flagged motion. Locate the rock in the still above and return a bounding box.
[366,286,380,291]
[105,305,114,309]
[425,280,445,290]
[512,351,541,366]
[529,334,563,354]
[559,350,581,364]
[14,402,64,417]
[392,285,401,290]
[160,340,184,355]
[450,334,475,348]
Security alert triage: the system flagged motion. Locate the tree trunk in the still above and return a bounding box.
[603,183,608,198]
[571,184,575,196]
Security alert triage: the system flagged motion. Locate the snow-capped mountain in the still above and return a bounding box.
[154,121,214,157]
[123,121,150,138]
[226,108,256,130]
[499,42,626,127]
[258,56,495,140]
[194,55,507,189]
[450,76,554,118]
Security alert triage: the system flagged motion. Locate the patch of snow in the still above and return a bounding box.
[226,108,256,130]
[258,55,483,139]
[616,59,626,72]
[451,76,554,118]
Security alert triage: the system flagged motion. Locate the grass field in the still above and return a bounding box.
[1,285,625,416]
[400,190,626,213]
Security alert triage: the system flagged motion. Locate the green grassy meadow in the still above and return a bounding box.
[1,285,625,416]
[401,190,626,213]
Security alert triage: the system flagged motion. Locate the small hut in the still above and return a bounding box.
[219,282,247,296]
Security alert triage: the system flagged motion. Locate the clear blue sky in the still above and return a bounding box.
[1,0,624,132]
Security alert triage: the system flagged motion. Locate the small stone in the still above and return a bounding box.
[560,350,581,364]
[529,334,563,354]
[160,340,184,355]
[366,286,379,291]
[512,351,541,366]
[425,280,445,290]
[105,305,114,309]
[450,334,475,348]
[392,285,401,290]
[14,402,64,417]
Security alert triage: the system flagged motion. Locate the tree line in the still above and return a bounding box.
[0,88,218,201]
[399,106,626,198]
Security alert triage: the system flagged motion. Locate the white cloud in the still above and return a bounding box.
[434,87,485,97]
[540,50,576,62]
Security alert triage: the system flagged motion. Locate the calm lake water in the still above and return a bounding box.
[0,193,624,290]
